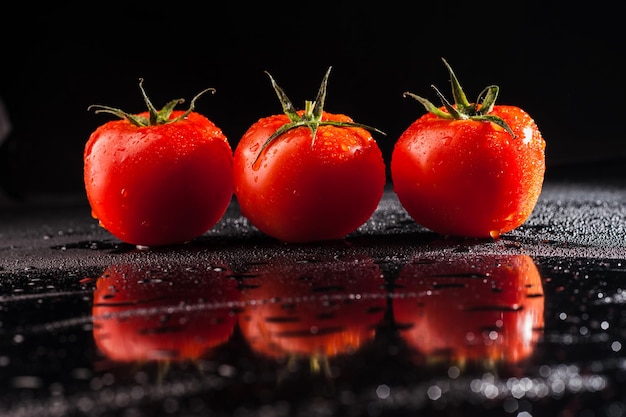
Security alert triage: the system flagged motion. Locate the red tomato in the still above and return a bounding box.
[84,80,234,247]
[393,254,544,370]
[239,255,386,362]
[92,261,239,362]
[391,59,546,238]
[233,68,386,243]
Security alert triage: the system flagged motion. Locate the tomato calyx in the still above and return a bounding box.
[254,67,386,164]
[403,58,516,138]
[88,78,215,127]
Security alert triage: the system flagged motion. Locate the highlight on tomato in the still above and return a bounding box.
[391,58,546,238]
[233,67,387,243]
[238,254,386,374]
[91,261,240,363]
[84,80,234,247]
[392,254,544,373]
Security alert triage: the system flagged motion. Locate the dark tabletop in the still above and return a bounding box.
[1,159,625,417]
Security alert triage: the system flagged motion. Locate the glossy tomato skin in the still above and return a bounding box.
[233,111,386,243]
[84,110,234,247]
[391,105,545,238]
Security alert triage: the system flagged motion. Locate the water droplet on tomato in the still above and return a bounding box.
[120,189,128,198]
[249,143,260,153]
[489,230,501,239]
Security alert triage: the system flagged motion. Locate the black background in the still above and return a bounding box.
[1,2,624,197]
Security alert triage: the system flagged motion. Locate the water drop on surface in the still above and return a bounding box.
[427,385,442,400]
[376,384,390,399]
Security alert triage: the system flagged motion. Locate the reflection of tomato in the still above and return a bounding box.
[239,255,386,361]
[92,262,239,362]
[393,255,544,367]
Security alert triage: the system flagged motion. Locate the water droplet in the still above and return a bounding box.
[489,230,501,239]
[376,384,391,399]
[426,385,442,400]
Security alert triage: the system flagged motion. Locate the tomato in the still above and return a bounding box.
[393,254,544,371]
[92,261,239,363]
[391,58,546,238]
[84,80,234,247]
[238,255,386,365]
[233,68,386,243]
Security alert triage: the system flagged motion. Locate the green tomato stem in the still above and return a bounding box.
[88,79,215,127]
[404,57,516,138]
[254,67,386,165]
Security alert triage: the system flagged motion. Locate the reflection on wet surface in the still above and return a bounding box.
[92,262,239,363]
[393,255,544,374]
[239,255,387,371]
[1,181,626,416]
[1,244,623,417]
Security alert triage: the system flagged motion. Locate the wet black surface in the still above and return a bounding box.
[1,162,626,417]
